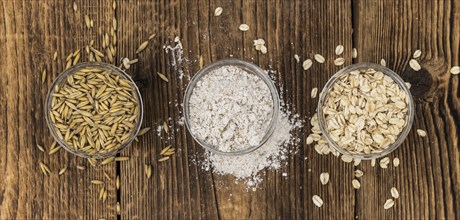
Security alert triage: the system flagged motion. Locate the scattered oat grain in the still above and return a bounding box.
[159,156,170,162]
[136,41,149,53]
[41,70,47,84]
[58,166,67,176]
[36,144,45,152]
[157,72,169,82]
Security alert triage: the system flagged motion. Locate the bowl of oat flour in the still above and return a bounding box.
[183,59,280,155]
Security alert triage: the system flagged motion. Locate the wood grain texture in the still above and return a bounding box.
[0,0,458,219]
[0,1,117,219]
[353,0,459,219]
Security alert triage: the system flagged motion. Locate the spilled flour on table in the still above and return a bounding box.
[163,37,303,189]
[202,106,302,188]
[198,69,303,189]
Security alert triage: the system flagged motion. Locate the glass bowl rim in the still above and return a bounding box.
[316,62,415,160]
[44,62,144,159]
[183,58,280,156]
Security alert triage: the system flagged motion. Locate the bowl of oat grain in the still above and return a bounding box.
[317,63,414,159]
[45,62,143,159]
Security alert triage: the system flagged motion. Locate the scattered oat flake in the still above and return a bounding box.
[384,199,395,209]
[352,179,361,189]
[239,24,249,31]
[341,155,353,163]
[312,195,323,207]
[393,158,400,167]
[391,187,399,199]
[450,66,460,75]
[380,59,386,66]
[413,50,422,59]
[214,7,223,16]
[409,59,421,71]
[320,172,329,185]
[380,157,390,168]
[352,48,357,58]
[335,45,344,55]
[405,82,412,89]
[73,2,77,11]
[416,129,426,137]
[311,87,318,99]
[354,170,363,178]
[294,54,300,63]
[314,54,325,63]
[334,57,345,66]
[371,158,376,167]
[260,45,267,54]
[302,59,313,70]
[353,158,361,166]
[157,72,169,82]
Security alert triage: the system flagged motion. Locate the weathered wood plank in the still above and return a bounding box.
[0,1,117,219]
[353,0,459,219]
[117,0,355,219]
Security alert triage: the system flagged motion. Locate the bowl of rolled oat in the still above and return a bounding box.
[317,63,414,159]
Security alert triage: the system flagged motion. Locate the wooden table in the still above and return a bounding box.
[0,0,459,219]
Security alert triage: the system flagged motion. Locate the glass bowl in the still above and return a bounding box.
[317,62,415,160]
[183,59,280,156]
[45,62,144,159]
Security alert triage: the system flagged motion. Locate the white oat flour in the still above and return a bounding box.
[187,65,302,188]
[188,65,274,152]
